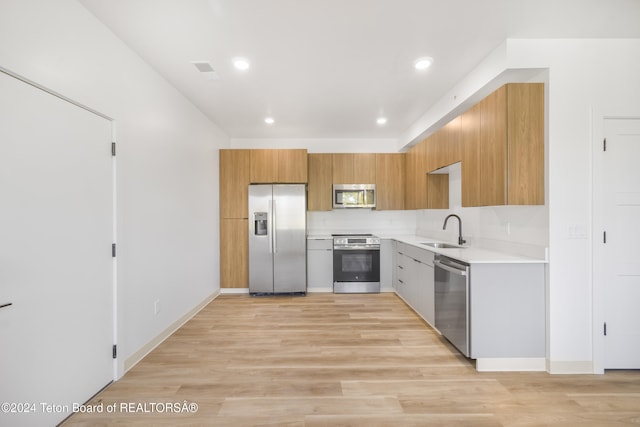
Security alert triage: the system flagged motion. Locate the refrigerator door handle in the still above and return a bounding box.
[268,199,273,254]
[272,199,277,253]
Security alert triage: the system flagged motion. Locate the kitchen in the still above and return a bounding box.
[1,1,640,426]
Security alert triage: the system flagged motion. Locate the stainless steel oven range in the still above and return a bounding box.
[332,234,380,293]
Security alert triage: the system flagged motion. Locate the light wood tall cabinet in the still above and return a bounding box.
[250,149,308,183]
[307,153,333,211]
[375,153,405,210]
[219,149,251,288]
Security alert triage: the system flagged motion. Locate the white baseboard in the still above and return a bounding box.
[124,290,220,372]
[476,357,547,372]
[547,360,594,374]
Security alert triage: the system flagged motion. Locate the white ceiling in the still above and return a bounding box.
[79,0,640,141]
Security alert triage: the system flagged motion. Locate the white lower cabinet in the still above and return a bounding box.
[307,239,333,290]
[393,242,435,328]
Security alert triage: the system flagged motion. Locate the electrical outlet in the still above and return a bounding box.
[154,300,160,315]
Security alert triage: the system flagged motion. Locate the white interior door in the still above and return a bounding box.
[602,118,640,369]
[0,71,114,426]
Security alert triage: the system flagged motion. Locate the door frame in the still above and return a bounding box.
[592,111,640,374]
[0,66,120,380]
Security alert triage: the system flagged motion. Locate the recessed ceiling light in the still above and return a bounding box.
[233,57,250,71]
[264,117,275,125]
[377,117,387,125]
[414,57,433,71]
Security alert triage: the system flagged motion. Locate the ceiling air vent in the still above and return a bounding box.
[191,61,220,80]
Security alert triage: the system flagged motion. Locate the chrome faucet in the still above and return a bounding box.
[443,214,466,246]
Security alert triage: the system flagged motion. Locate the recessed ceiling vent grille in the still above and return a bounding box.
[191,61,220,80]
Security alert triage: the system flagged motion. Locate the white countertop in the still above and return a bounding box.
[307,233,547,264]
[381,234,547,264]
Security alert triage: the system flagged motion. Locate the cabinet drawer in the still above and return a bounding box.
[307,239,333,250]
[403,243,435,266]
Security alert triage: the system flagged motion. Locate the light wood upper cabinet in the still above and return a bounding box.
[354,153,376,183]
[278,149,308,183]
[426,174,449,209]
[250,149,307,183]
[308,153,333,211]
[479,85,508,206]
[461,103,482,207]
[220,149,250,219]
[506,83,544,205]
[332,153,354,184]
[472,83,544,206]
[375,154,405,210]
[404,141,427,210]
[332,153,376,184]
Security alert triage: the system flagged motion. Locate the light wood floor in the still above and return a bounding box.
[65,293,640,426]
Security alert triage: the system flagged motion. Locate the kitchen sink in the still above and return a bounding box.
[421,242,463,249]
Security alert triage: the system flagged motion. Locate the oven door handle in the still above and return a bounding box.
[333,246,380,251]
[434,260,467,276]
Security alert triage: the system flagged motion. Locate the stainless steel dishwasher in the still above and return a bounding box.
[434,255,470,357]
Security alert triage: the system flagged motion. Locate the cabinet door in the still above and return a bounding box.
[250,149,278,183]
[220,219,248,288]
[421,262,435,327]
[479,86,508,206]
[354,153,376,183]
[278,149,308,183]
[404,141,427,209]
[220,149,250,218]
[461,103,481,207]
[308,153,333,211]
[375,153,404,210]
[332,153,355,184]
[444,116,462,166]
[307,240,333,289]
[506,83,544,205]
[425,131,443,172]
[426,174,449,209]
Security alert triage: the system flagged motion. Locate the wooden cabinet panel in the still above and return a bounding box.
[444,116,462,166]
[220,219,248,288]
[332,153,376,184]
[354,153,376,183]
[250,149,308,183]
[404,141,427,209]
[461,83,544,207]
[507,83,544,205]
[375,153,404,210]
[250,149,278,183]
[426,174,449,209]
[332,153,354,184]
[308,153,333,211]
[278,149,308,183]
[220,149,250,219]
[479,85,508,206]
[461,103,481,207]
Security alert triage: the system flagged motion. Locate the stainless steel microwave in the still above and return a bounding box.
[333,184,376,209]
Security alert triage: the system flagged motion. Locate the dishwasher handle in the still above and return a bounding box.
[434,259,468,276]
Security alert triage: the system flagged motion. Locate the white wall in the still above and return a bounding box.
[0,0,229,376]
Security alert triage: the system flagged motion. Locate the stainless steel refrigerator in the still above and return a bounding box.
[248,184,307,295]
